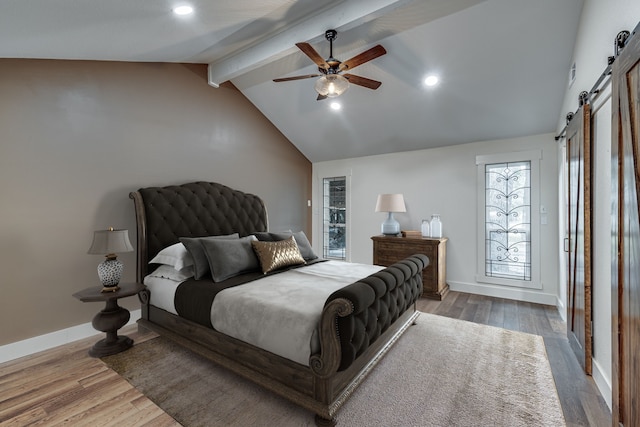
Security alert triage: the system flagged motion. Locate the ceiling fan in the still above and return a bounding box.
[273,29,386,100]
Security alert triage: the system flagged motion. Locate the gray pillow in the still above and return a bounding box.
[179,233,239,279]
[252,231,274,241]
[268,231,318,261]
[201,235,260,282]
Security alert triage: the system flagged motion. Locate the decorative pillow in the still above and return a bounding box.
[251,236,306,274]
[147,265,194,282]
[261,231,318,261]
[180,233,239,280]
[201,235,260,282]
[149,242,193,271]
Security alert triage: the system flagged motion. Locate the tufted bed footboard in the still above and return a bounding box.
[311,254,427,376]
[305,255,427,425]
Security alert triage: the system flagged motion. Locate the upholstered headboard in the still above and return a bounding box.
[129,181,268,282]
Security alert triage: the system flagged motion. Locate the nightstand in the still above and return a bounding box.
[371,235,448,300]
[72,282,145,357]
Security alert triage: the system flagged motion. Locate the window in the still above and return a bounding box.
[484,161,531,280]
[323,177,346,260]
[476,150,541,289]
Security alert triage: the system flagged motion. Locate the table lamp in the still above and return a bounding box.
[87,228,134,292]
[375,194,406,235]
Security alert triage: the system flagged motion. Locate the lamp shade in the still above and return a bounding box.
[315,74,349,98]
[375,194,406,213]
[87,228,134,255]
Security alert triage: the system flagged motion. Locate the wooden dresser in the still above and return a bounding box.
[371,235,448,300]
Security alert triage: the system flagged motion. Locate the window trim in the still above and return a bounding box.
[476,150,542,289]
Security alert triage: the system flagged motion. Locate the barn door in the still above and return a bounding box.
[566,102,592,375]
[612,27,640,427]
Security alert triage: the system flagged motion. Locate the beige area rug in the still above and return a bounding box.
[102,313,566,427]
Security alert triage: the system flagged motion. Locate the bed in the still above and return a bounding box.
[129,181,428,426]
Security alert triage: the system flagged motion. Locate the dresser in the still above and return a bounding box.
[371,235,449,300]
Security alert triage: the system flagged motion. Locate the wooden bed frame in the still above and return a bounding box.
[129,181,426,426]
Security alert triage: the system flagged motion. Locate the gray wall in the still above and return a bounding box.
[0,59,311,345]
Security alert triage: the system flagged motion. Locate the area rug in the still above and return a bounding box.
[102,312,566,426]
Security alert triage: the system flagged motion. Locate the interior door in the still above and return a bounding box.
[566,102,592,375]
[612,28,640,427]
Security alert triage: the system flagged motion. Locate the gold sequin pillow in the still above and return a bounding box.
[251,236,305,274]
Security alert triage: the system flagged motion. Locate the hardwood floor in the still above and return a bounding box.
[417,291,612,427]
[1,292,611,426]
[0,326,177,427]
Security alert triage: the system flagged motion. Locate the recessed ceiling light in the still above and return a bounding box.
[423,75,439,87]
[330,102,341,111]
[173,5,194,15]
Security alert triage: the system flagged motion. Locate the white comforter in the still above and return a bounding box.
[211,260,383,366]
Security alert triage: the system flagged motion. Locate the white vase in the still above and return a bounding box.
[421,219,430,237]
[430,214,442,238]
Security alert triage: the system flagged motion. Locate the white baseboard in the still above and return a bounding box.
[592,356,613,411]
[0,309,141,364]
[449,281,559,306]
[556,296,566,322]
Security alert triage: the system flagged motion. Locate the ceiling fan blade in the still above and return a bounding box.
[339,45,386,71]
[296,43,329,70]
[343,74,382,90]
[317,94,328,101]
[273,74,320,82]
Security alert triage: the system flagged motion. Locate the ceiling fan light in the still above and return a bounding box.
[173,5,193,15]
[315,74,349,98]
[424,75,439,87]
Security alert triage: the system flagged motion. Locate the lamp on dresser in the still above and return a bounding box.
[87,227,134,292]
[375,193,406,236]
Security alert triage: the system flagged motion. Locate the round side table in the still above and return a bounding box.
[72,282,145,357]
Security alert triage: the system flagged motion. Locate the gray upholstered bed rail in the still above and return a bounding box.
[321,254,428,372]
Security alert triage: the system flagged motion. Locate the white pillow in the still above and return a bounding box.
[149,242,194,271]
[147,265,194,282]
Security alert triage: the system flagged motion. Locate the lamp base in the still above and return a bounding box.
[381,212,401,236]
[97,255,123,291]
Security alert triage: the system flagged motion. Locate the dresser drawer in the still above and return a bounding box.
[375,240,436,262]
[372,235,448,300]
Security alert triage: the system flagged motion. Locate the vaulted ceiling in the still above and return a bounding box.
[0,0,583,162]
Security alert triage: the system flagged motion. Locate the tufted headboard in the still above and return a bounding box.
[129,181,268,282]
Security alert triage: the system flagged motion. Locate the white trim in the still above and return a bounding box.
[475,149,543,165]
[592,357,612,411]
[0,309,141,364]
[449,280,558,306]
[346,171,352,262]
[556,295,566,322]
